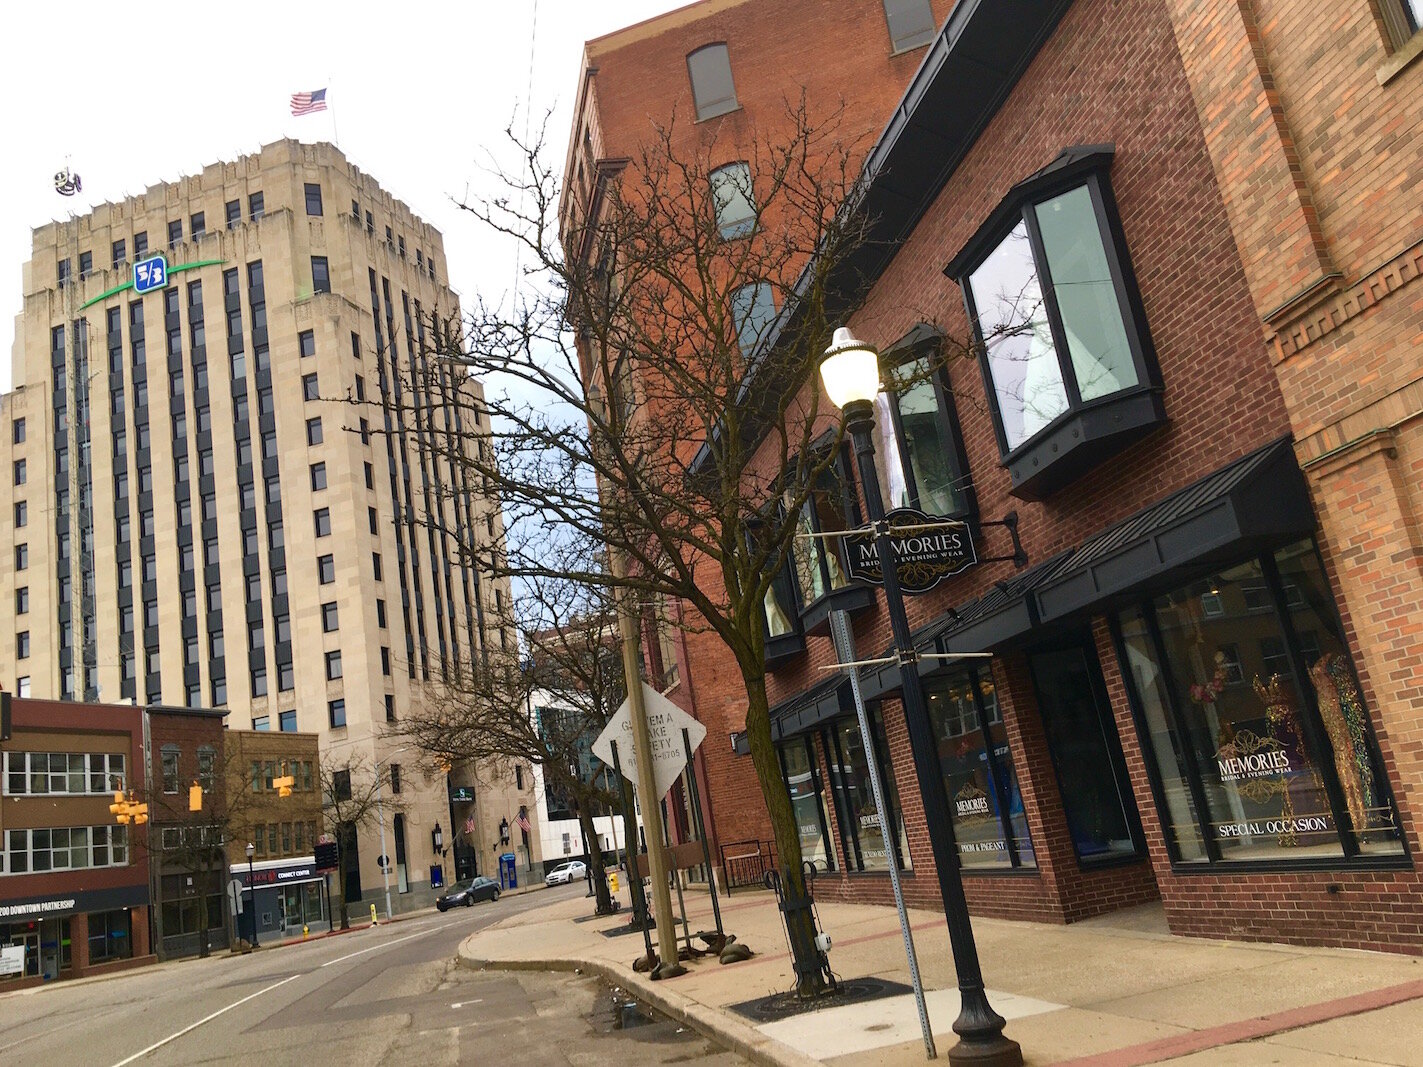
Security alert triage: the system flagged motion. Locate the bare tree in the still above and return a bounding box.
[397,552,632,918]
[321,754,400,930]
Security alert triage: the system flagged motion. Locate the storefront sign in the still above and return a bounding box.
[450,786,475,802]
[0,883,148,922]
[231,858,320,888]
[842,507,976,594]
[0,944,22,976]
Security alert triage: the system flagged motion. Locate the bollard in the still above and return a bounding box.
[370,902,379,926]
[303,924,309,939]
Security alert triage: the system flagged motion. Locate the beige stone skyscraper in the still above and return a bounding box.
[0,140,537,909]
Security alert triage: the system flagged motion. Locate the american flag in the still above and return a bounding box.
[290,88,328,116]
[515,809,532,833]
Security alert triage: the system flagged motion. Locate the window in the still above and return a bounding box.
[359,417,370,445]
[15,587,27,614]
[190,211,205,239]
[883,0,936,51]
[299,330,315,357]
[134,231,148,256]
[12,458,24,485]
[16,631,29,659]
[686,43,738,120]
[385,693,396,722]
[1380,0,1423,47]
[278,709,297,732]
[303,373,319,402]
[168,219,183,248]
[367,507,378,535]
[778,739,836,872]
[15,544,28,570]
[310,462,327,490]
[364,210,374,235]
[731,282,776,355]
[249,192,264,220]
[787,453,857,604]
[316,602,339,633]
[12,417,24,444]
[372,552,383,581]
[314,507,331,537]
[376,599,387,628]
[354,375,365,401]
[226,199,241,229]
[380,646,391,676]
[112,238,127,268]
[874,331,973,518]
[390,764,402,794]
[824,710,910,872]
[251,669,268,697]
[328,699,347,728]
[161,746,180,793]
[364,462,374,490]
[397,235,406,259]
[58,258,71,286]
[710,162,755,239]
[325,649,343,680]
[385,225,394,247]
[311,256,330,294]
[1115,540,1404,865]
[948,146,1163,499]
[304,183,324,216]
[318,554,335,584]
[79,250,93,277]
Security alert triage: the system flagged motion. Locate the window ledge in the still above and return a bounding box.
[695,104,742,124]
[1378,32,1423,85]
[764,630,806,668]
[800,583,876,637]
[1004,388,1166,501]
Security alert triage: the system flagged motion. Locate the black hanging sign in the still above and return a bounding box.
[842,507,976,595]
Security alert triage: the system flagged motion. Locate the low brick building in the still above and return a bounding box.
[0,698,153,986]
[724,0,1423,954]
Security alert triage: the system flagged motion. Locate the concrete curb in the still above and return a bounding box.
[458,951,820,1067]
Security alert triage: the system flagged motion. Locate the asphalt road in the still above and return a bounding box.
[0,883,745,1066]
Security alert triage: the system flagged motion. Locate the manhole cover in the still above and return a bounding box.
[728,978,914,1022]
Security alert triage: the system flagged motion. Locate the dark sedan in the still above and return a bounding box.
[436,876,502,910]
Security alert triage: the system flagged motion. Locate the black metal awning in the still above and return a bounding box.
[762,675,852,745]
[1034,437,1313,622]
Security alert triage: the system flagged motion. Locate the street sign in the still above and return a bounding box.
[314,840,339,872]
[592,683,707,800]
[228,878,245,916]
[132,254,168,295]
[842,506,976,594]
[377,854,388,869]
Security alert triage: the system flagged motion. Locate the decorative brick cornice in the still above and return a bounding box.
[1271,238,1423,364]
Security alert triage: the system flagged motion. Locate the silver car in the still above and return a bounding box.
[544,860,588,886]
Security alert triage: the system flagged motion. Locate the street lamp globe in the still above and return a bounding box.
[819,327,881,410]
[245,841,255,861]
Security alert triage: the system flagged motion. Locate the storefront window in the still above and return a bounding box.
[925,668,1035,869]
[1029,643,1142,864]
[824,711,910,872]
[1116,540,1403,864]
[88,909,132,964]
[778,738,835,872]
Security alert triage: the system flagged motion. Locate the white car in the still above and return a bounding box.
[545,860,588,886]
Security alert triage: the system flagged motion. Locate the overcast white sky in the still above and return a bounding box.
[0,0,690,391]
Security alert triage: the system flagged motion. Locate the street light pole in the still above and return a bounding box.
[245,842,258,949]
[821,328,1022,1067]
[373,771,394,922]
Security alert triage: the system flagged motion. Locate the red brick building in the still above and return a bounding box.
[729,0,1423,953]
[0,699,154,986]
[560,0,957,866]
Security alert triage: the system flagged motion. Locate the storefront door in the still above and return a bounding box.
[13,932,39,979]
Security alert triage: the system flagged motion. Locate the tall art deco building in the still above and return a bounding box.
[0,140,530,909]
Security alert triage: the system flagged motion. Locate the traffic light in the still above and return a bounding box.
[109,789,148,825]
[275,763,295,799]
[189,782,204,812]
[110,790,128,824]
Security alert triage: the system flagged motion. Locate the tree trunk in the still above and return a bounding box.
[335,842,351,930]
[742,663,826,996]
[197,855,211,958]
[577,800,615,915]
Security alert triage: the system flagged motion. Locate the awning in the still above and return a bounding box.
[765,675,852,743]
[1034,436,1313,622]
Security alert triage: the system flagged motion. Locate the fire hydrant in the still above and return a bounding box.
[607,871,620,893]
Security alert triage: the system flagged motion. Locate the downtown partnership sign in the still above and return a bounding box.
[592,683,707,799]
[842,506,976,594]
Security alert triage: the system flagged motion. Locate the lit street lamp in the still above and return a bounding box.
[820,327,1022,1067]
[245,841,258,948]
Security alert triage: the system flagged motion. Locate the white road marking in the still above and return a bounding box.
[450,1000,483,1009]
[109,974,302,1066]
[319,924,453,968]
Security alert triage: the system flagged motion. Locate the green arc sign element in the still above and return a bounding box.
[79,259,227,310]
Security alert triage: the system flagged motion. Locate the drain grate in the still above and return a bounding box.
[728,977,914,1023]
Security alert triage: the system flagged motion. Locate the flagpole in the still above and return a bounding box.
[327,75,340,147]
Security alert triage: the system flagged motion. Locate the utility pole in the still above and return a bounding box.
[609,549,683,978]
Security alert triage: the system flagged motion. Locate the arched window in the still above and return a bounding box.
[687,43,737,120]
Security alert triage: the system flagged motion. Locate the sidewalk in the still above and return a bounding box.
[456,884,1423,1066]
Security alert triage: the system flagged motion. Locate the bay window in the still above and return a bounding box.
[947,145,1164,500]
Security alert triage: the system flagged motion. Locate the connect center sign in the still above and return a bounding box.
[843,506,977,594]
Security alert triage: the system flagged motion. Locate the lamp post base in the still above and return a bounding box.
[947,1035,1023,1067]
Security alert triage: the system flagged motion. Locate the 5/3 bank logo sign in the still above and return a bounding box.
[133,254,167,294]
[80,254,225,309]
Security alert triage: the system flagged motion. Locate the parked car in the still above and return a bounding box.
[436,876,501,910]
[544,860,588,887]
